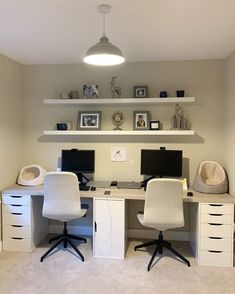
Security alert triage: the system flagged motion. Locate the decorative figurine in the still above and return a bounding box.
[112,111,124,130]
[110,76,121,98]
[171,104,189,129]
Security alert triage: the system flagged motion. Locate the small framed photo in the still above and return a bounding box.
[83,84,99,99]
[133,111,150,130]
[150,120,160,130]
[133,85,148,98]
[77,111,102,130]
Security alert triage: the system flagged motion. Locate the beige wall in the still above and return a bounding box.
[22,60,224,179]
[21,60,224,230]
[0,54,22,190]
[224,50,235,196]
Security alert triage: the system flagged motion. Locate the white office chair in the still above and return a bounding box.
[134,178,190,271]
[40,172,88,262]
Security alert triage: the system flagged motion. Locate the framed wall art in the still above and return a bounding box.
[77,111,102,130]
[133,85,148,98]
[133,111,150,130]
[150,120,160,130]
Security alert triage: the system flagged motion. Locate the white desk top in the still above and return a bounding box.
[2,184,235,204]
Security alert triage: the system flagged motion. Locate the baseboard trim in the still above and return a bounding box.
[128,229,190,241]
[49,224,189,241]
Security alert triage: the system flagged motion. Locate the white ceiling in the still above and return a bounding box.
[0,0,235,65]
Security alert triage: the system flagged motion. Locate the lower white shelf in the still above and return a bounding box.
[43,130,195,136]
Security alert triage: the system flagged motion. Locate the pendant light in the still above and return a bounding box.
[83,4,125,66]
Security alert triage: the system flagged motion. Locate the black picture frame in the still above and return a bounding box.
[77,111,102,130]
[150,120,160,130]
[133,85,148,98]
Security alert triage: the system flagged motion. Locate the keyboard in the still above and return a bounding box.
[79,185,90,191]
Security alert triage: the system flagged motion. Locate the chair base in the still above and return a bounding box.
[40,222,86,262]
[134,231,190,271]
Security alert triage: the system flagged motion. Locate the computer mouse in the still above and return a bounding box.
[90,187,96,191]
[187,191,193,197]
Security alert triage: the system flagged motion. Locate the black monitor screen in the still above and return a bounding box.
[61,149,95,173]
[141,149,182,177]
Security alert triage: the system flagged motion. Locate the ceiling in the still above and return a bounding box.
[0,0,235,65]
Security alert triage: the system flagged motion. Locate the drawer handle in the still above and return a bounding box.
[10,196,22,198]
[209,214,223,216]
[11,225,23,228]
[208,250,222,253]
[11,213,23,215]
[209,204,223,207]
[11,204,23,207]
[209,237,222,240]
[208,223,222,226]
[12,237,23,240]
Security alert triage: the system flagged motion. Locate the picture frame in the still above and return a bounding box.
[150,120,160,130]
[133,85,148,98]
[83,84,99,99]
[77,111,102,130]
[133,111,150,130]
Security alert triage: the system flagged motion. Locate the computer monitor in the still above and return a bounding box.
[61,149,95,184]
[141,149,182,177]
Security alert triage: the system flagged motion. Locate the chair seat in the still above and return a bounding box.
[137,208,184,231]
[45,208,88,222]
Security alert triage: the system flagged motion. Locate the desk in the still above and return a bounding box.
[1,184,235,267]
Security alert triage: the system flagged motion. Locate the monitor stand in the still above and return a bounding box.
[74,172,89,187]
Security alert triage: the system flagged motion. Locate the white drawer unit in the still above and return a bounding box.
[199,250,232,267]
[200,203,233,215]
[2,195,30,205]
[198,203,234,267]
[3,225,31,238]
[2,193,48,252]
[3,238,31,252]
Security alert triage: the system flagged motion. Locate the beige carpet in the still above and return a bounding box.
[0,237,234,294]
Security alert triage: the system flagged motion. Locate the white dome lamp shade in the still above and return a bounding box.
[83,4,125,66]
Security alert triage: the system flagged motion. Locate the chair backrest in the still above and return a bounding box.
[43,172,82,222]
[143,178,184,227]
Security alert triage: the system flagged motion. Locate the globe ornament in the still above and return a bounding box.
[112,111,124,130]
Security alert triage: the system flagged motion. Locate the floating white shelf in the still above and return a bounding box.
[43,130,195,136]
[43,97,195,106]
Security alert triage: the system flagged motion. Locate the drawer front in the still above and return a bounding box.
[200,204,233,215]
[199,250,233,267]
[200,223,232,238]
[3,204,30,214]
[3,212,30,225]
[200,236,232,251]
[200,213,232,224]
[3,237,31,252]
[3,225,31,238]
[2,195,30,205]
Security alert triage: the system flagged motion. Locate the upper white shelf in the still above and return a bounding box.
[44,130,195,136]
[43,97,195,106]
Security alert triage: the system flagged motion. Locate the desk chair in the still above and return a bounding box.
[134,178,190,271]
[40,172,88,262]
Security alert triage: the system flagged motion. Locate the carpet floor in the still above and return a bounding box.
[0,237,234,294]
